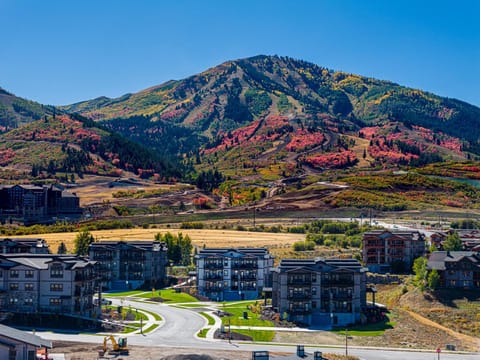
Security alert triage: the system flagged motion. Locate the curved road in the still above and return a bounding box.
[35,299,478,360]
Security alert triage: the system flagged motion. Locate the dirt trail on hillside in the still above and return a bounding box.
[403,308,480,351]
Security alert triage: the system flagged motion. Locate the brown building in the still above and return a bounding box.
[362,230,426,273]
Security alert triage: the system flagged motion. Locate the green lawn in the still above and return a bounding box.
[233,329,275,342]
[143,324,159,334]
[104,290,144,297]
[200,312,215,325]
[220,301,274,327]
[333,317,395,337]
[197,328,208,338]
[153,289,199,303]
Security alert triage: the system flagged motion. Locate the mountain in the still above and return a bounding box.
[61,55,480,178]
[0,91,181,182]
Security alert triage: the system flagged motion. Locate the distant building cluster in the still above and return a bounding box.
[4,225,480,331]
[0,184,82,224]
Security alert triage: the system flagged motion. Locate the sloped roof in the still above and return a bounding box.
[0,324,52,348]
[427,251,480,271]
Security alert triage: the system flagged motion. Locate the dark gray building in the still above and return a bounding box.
[196,248,274,301]
[0,238,50,254]
[427,251,480,289]
[89,241,168,291]
[272,258,367,328]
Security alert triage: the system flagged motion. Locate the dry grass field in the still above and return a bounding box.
[14,228,306,255]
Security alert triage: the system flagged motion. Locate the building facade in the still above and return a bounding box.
[362,230,426,273]
[0,184,82,224]
[0,254,97,318]
[0,323,52,360]
[89,241,168,291]
[272,258,367,328]
[196,248,274,301]
[427,251,480,289]
[0,238,50,254]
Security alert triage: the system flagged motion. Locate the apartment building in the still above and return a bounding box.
[427,251,480,289]
[0,254,97,318]
[0,238,50,254]
[272,258,367,328]
[196,248,274,301]
[89,241,168,291]
[0,184,82,224]
[362,230,426,273]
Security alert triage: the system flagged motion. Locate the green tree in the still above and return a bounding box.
[427,269,440,290]
[443,232,462,251]
[413,257,427,290]
[74,230,95,256]
[57,241,67,254]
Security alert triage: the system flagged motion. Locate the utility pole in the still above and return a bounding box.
[345,328,348,356]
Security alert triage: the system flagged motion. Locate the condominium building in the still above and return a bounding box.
[196,248,274,301]
[428,251,480,289]
[0,238,50,254]
[272,258,367,328]
[0,184,82,224]
[0,254,97,318]
[362,230,426,273]
[89,241,168,291]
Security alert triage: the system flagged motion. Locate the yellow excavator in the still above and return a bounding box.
[103,335,129,355]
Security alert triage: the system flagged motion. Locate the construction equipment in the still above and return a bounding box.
[103,335,129,355]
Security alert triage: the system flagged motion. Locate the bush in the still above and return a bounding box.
[293,241,316,251]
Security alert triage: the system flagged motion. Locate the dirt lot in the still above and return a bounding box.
[51,342,252,360]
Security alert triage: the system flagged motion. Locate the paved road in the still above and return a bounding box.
[35,298,478,360]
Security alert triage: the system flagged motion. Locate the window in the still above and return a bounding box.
[50,266,64,278]
[50,283,63,292]
[224,270,228,277]
[24,298,33,305]
[10,270,19,278]
[25,283,34,291]
[8,297,18,305]
[25,270,34,278]
[312,287,317,295]
[0,270,2,278]
[312,301,317,309]
[49,298,62,306]
[9,283,19,291]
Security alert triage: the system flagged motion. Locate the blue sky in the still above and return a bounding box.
[1,0,478,106]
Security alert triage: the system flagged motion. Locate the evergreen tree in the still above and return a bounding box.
[57,242,67,254]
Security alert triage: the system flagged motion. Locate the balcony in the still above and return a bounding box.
[287,278,312,285]
[205,273,223,280]
[231,262,258,269]
[322,278,354,287]
[288,292,311,300]
[205,262,223,269]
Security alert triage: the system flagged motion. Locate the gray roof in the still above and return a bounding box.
[89,240,167,252]
[0,254,95,270]
[427,251,480,271]
[197,247,270,258]
[278,257,366,273]
[0,324,52,348]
